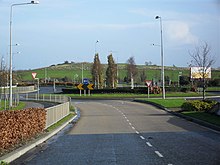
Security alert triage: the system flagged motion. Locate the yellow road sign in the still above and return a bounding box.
[87,84,94,90]
[77,83,84,90]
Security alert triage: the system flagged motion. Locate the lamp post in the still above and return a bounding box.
[155,15,165,99]
[9,1,39,108]
[95,40,99,54]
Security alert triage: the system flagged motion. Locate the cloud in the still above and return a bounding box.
[165,21,198,45]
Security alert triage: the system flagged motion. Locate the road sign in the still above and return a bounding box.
[87,84,94,90]
[32,72,37,79]
[77,83,94,90]
[145,80,152,87]
[83,78,89,84]
[77,83,84,90]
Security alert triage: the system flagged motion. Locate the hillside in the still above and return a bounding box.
[16,62,220,84]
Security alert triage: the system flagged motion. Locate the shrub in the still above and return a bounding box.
[181,100,217,112]
[0,108,46,155]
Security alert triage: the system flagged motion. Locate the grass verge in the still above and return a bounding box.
[0,101,26,111]
[65,92,204,99]
[182,111,220,127]
[138,98,185,108]
[138,98,220,127]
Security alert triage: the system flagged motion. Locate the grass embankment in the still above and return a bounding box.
[0,101,26,111]
[137,98,220,127]
[65,92,203,98]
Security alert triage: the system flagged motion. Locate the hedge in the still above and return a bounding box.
[0,108,46,155]
[181,100,217,112]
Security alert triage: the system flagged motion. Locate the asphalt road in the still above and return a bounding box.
[12,100,220,165]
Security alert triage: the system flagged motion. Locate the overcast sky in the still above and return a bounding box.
[0,0,219,70]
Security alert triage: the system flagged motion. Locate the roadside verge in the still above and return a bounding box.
[134,99,220,132]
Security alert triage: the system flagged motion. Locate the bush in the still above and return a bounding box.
[0,108,46,155]
[181,100,217,112]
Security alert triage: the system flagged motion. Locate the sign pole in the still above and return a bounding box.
[148,86,149,98]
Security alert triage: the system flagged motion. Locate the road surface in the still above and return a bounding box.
[12,100,220,165]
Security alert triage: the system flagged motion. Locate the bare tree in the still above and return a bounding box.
[189,42,215,99]
[126,57,138,89]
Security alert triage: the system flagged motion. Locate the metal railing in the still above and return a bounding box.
[45,102,70,129]
[19,94,71,129]
[0,85,36,94]
[21,93,70,103]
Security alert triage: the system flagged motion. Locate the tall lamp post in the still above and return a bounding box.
[155,15,165,99]
[9,1,39,108]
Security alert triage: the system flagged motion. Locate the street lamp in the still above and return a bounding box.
[9,1,39,108]
[155,15,165,99]
[95,40,99,54]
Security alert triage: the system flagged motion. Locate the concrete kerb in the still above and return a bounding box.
[133,99,220,132]
[0,114,78,163]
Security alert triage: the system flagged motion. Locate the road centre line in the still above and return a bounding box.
[146,142,153,147]
[136,131,140,134]
[140,136,145,140]
[155,151,164,158]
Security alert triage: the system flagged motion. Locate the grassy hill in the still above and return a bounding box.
[16,62,220,84]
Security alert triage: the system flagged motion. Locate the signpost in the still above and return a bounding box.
[32,72,39,99]
[77,78,94,96]
[145,80,152,98]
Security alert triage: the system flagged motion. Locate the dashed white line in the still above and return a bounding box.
[129,122,132,126]
[126,119,129,122]
[135,131,140,134]
[131,126,135,130]
[146,142,153,147]
[155,151,164,158]
[140,136,145,140]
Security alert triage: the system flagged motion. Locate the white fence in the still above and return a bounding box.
[20,94,71,129]
[0,86,36,94]
[45,102,70,129]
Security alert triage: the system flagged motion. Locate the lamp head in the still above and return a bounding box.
[31,1,39,4]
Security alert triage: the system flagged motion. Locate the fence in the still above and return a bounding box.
[45,102,70,128]
[0,86,36,94]
[22,93,70,103]
[20,94,71,129]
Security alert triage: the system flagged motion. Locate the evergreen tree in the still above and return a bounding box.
[91,53,103,89]
[106,54,117,88]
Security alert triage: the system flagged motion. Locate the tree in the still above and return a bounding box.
[106,54,117,88]
[140,69,146,82]
[189,42,215,99]
[91,53,103,89]
[126,56,138,86]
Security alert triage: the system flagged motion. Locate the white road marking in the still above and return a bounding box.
[131,126,135,130]
[136,131,140,134]
[140,136,145,140]
[155,151,164,158]
[129,122,132,126]
[146,142,153,147]
[126,119,129,122]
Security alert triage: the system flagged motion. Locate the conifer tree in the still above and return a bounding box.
[106,54,117,88]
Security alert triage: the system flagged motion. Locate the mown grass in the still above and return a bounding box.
[182,111,220,126]
[140,98,220,127]
[0,101,26,111]
[140,98,186,108]
[65,92,202,98]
